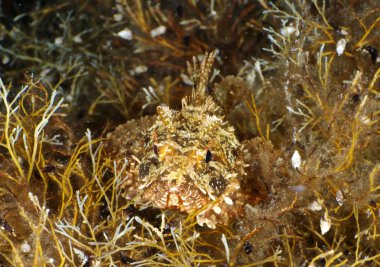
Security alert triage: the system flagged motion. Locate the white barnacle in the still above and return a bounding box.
[213,206,222,214]
[134,65,148,74]
[150,25,166,38]
[336,190,344,206]
[336,38,347,56]
[73,34,83,43]
[280,26,298,36]
[291,150,302,169]
[113,13,123,21]
[117,28,133,40]
[21,242,31,253]
[54,37,63,45]
[320,212,332,235]
[224,196,233,206]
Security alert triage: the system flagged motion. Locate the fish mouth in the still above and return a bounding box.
[158,188,197,212]
[164,191,185,210]
[143,181,209,213]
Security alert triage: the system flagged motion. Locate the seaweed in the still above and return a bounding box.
[0,0,380,266]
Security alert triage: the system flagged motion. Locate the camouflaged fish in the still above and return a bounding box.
[106,52,246,228]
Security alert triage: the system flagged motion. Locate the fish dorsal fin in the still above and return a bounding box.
[186,51,216,106]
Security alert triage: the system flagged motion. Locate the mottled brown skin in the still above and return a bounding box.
[106,53,247,228]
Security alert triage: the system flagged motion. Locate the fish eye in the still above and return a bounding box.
[139,163,150,178]
[205,150,212,163]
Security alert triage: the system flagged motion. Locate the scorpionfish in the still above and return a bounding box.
[106,52,247,228]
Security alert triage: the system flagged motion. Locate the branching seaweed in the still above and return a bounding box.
[1,1,380,266]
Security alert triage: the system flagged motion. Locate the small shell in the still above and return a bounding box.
[280,26,299,36]
[291,150,302,169]
[224,197,233,205]
[134,65,148,74]
[213,206,222,214]
[320,212,332,235]
[21,242,31,253]
[336,190,344,206]
[336,38,347,56]
[54,37,63,45]
[150,25,166,38]
[117,28,133,40]
[308,200,322,211]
